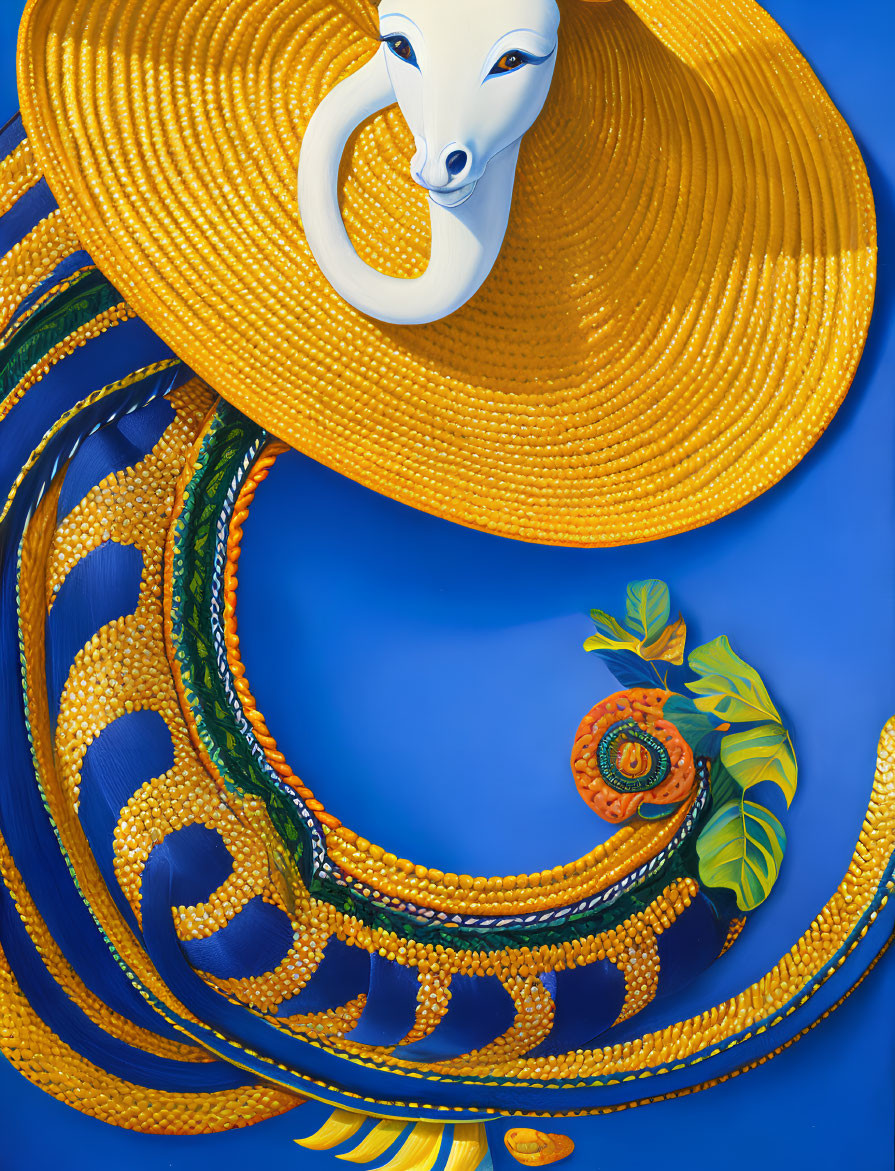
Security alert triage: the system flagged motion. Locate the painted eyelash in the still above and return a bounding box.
[488,46,555,75]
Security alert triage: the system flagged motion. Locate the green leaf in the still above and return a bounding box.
[585,609,642,654]
[686,635,783,724]
[709,760,741,808]
[720,723,797,807]
[640,615,687,665]
[595,650,658,689]
[660,694,723,748]
[696,798,786,911]
[625,580,671,643]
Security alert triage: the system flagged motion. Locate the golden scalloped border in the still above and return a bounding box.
[160,413,895,1093]
[220,442,700,917]
[208,436,895,1084]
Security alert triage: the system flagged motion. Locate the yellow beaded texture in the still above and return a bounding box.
[16,0,877,546]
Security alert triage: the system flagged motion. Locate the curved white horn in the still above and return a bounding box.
[297,49,519,326]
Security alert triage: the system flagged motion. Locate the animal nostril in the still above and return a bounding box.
[445,149,468,178]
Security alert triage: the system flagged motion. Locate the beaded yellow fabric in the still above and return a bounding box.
[16,0,876,546]
[7,376,892,1114]
[222,460,701,915]
[9,421,301,1132]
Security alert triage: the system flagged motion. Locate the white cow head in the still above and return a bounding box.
[298,0,561,325]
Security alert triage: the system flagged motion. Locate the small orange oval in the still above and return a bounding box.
[504,1128,575,1166]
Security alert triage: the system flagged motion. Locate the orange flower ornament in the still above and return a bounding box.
[571,688,697,824]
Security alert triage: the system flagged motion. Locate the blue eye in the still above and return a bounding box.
[382,35,418,68]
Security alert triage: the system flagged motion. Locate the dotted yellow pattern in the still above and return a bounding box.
[0,263,95,350]
[720,916,747,956]
[6,439,305,1130]
[0,828,203,1066]
[440,976,556,1068]
[0,210,81,335]
[401,967,454,1047]
[6,383,895,1118]
[0,958,299,1134]
[0,139,41,219]
[594,880,697,1017]
[274,878,694,1073]
[612,933,661,1026]
[18,0,876,546]
[541,936,895,1119]
[207,925,332,1013]
[48,384,214,811]
[114,771,269,938]
[0,361,180,536]
[8,477,206,1066]
[279,994,368,1042]
[0,298,135,426]
[225,444,696,909]
[45,384,294,959]
[321,818,690,918]
[17,444,215,1027]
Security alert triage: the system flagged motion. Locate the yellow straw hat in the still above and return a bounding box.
[17,0,875,546]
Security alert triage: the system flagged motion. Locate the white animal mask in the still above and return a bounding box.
[298,0,561,325]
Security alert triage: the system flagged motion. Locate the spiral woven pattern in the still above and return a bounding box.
[17,0,876,546]
[571,689,696,823]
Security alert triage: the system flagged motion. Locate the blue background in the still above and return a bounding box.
[2,1,895,1167]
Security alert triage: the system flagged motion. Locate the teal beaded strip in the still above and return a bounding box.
[597,719,669,794]
[166,401,712,953]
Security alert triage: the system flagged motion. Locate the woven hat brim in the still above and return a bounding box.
[17,0,876,546]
